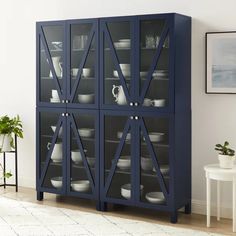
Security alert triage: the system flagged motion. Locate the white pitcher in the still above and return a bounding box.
[112,85,127,105]
[47,142,63,162]
[52,56,62,78]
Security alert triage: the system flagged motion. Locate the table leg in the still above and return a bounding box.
[217,181,220,221]
[233,177,236,232]
[207,177,211,227]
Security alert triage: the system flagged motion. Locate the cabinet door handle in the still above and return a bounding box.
[130,102,134,106]
[130,116,134,120]
[62,100,65,103]
[134,102,139,106]
[135,116,139,120]
[66,100,70,103]
[62,113,65,116]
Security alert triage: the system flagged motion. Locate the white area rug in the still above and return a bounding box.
[0,196,223,236]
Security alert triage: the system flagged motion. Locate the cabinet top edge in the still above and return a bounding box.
[36,12,191,25]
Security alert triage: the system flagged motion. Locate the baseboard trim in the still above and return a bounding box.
[192,199,232,219]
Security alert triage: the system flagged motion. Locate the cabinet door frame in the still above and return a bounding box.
[99,16,136,110]
[134,14,174,113]
[100,110,136,206]
[66,19,99,109]
[66,108,99,200]
[36,21,67,108]
[36,107,67,195]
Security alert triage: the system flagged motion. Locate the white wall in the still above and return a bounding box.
[0,0,236,217]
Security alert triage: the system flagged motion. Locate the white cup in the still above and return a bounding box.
[151,99,166,107]
[143,98,152,106]
[51,90,59,99]
[83,68,93,77]
[71,68,79,77]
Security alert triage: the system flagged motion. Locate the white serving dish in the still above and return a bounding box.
[145,192,165,204]
[79,128,95,138]
[71,149,87,164]
[87,157,95,167]
[117,156,131,170]
[117,131,131,140]
[71,180,90,192]
[50,98,60,103]
[141,157,153,171]
[51,177,63,189]
[51,126,63,137]
[51,41,63,50]
[78,94,94,104]
[144,132,164,142]
[121,183,143,199]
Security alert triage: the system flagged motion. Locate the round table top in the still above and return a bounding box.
[204,164,236,174]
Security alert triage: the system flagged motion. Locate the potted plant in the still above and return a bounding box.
[215,141,235,169]
[0,115,23,152]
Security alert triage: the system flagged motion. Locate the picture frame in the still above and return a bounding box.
[206,31,236,94]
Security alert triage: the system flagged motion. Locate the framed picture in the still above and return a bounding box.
[206,31,236,94]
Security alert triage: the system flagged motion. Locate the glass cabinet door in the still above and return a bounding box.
[67,111,97,197]
[101,18,135,108]
[37,109,66,193]
[102,114,134,202]
[68,21,98,107]
[37,23,66,104]
[137,115,170,206]
[138,18,170,109]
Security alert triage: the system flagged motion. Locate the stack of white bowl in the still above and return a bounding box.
[114,39,131,49]
[152,70,168,79]
[50,89,60,103]
[113,64,131,78]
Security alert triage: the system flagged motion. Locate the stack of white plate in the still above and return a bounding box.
[145,192,165,204]
[71,180,90,192]
[152,70,168,78]
[114,39,130,49]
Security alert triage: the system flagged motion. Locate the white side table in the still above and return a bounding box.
[204,164,236,232]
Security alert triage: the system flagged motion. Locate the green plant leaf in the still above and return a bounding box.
[4,172,12,178]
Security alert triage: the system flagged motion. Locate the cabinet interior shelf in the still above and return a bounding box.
[41,77,168,81]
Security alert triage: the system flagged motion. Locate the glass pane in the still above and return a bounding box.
[139,117,169,205]
[70,113,95,194]
[40,112,63,189]
[140,20,169,108]
[104,116,132,200]
[104,22,132,106]
[40,25,64,103]
[70,23,96,105]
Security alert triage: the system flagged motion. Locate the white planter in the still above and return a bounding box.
[0,134,13,152]
[218,154,235,169]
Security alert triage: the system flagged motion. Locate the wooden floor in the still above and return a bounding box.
[0,187,234,235]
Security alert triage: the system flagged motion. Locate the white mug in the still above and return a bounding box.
[143,98,152,106]
[71,68,79,77]
[51,90,59,99]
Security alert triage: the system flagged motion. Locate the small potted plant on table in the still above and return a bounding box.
[215,141,235,169]
[0,115,23,152]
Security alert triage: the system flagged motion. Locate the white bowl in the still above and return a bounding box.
[71,68,79,77]
[87,157,95,167]
[152,99,166,107]
[71,180,90,192]
[78,94,94,104]
[71,149,87,164]
[121,183,143,199]
[141,157,153,171]
[140,71,148,77]
[120,64,130,71]
[79,128,95,138]
[117,156,131,170]
[117,131,131,140]
[51,177,62,189]
[153,165,170,175]
[144,132,164,142]
[145,192,165,204]
[83,68,93,77]
[119,39,130,43]
[51,126,63,137]
[114,42,130,48]
[50,98,60,103]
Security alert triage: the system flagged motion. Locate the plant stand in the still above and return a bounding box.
[0,135,18,192]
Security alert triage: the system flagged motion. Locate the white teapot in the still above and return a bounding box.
[47,142,63,163]
[112,85,127,105]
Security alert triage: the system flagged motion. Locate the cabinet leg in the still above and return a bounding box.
[96,201,107,212]
[170,211,178,223]
[37,191,43,201]
[185,202,191,214]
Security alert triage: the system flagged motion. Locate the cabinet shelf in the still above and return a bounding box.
[41,134,95,142]
[105,77,168,81]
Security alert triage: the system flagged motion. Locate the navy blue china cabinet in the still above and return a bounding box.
[36,13,191,223]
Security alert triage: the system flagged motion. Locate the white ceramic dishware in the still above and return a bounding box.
[144,132,164,142]
[73,35,88,50]
[79,128,95,138]
[51,89,59,99]
[117,131,131,140]
[51,41,62,50]
[112,85,127,105]
[141,157,153,171]
[71,180,90,192]
[143,98,152,106]
[47,142,63,162]
[78,94,95,104]
[151,99,166,107]
[117,156,131,170]
[119,64,130,71]
[51,126,63,137]
[153,165,170,175]
[145,192,165,204]
[50,98,60,103]
[87,157,95,167]
[83,68,93,77]
[71,68,79,77]
[140,71,148,77]
[121,183,143,199]
[51,177,63,189]
[71,149,87,164]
